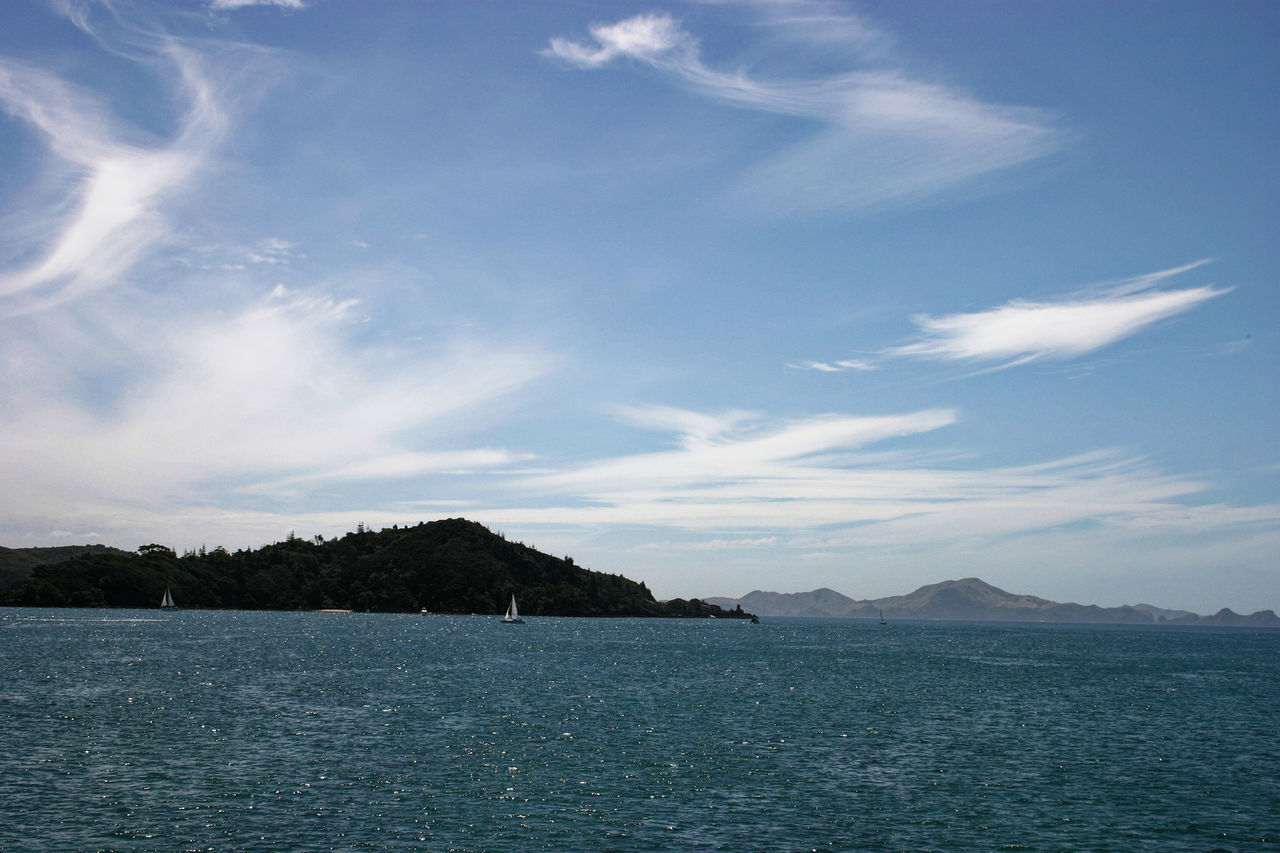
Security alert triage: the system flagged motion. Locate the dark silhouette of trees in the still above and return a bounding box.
[1,518,755,619]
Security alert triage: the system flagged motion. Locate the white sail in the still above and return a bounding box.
[502,594,523,623]
[161,588,176,609]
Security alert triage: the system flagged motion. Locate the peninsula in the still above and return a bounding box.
[0,519,753,619]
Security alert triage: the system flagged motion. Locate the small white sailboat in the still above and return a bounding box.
[160,587,177,609]
[501,594,524,624]
[879,608,886,625]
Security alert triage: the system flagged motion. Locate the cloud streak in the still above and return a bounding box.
[787,358,876,373]
[480,409,1279,560]
[534,405,960,493]
[209,0,305,10]
[791,261,1228,373]
[0,27,240,314]
[545,11,1060,213]
[0,286,555,535]
[893,261,1227,368]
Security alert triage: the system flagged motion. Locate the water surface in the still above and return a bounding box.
[2,609,1276,851]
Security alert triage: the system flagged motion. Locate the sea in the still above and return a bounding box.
[1,609,1276,852]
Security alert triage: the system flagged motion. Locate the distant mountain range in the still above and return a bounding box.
[707,578,1280,627]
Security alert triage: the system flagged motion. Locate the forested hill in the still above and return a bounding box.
[0,519,754,619]
[0,544,133,592]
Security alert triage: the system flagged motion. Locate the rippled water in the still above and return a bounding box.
[2,609,1276,851]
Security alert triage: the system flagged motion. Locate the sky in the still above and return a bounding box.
[1,0,1276,613]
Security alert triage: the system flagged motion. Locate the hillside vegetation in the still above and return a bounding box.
[0,544,132,592]
[1,519,752,619]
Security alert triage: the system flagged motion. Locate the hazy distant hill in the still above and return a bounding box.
[715,587,857,619]
[708,578,1280,627]
[1130,603,1197,622]
[1,519,753,619]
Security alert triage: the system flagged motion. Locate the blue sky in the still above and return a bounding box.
[1,0,1276,613]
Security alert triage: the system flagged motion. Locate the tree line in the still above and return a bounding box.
[1,518,754,619]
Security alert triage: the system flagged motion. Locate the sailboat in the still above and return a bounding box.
[501,594,524,624]
[160,587,177,609]
[879,608,886,625]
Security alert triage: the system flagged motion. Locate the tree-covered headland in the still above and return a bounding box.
[0,518,754,619]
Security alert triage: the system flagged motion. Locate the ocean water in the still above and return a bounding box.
[1,609,1276,852]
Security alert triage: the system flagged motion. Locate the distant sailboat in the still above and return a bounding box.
[160,588,177,609]
[502,595,524,624]
[879,609,886,625]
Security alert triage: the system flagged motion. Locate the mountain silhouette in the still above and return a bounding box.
[708,578,1278,627]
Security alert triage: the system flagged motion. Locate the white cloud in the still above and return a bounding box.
[788,358,876,372]
[735,73,1057,214]
[545,12,1060,214]
[545,13,692,69]
[793,261,1227,374]
[209,0,305,10]
[247,237,299,265]
[0,288,555,530]
[753,0,890,52]
[893,261,1227,367]
[479,428,1279,558]
[245,449,538,493]
[526,405,959,495]
[0,41,239,315]
[610,404,759,447]
[441,405,1278,573]
[638,536,780,551]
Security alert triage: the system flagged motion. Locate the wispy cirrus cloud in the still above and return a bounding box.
[209,0,305,10]
[787,358,876,373]
[0,286,555,528]
[478,408,1279,559]
[791,261,1228,374]
[544,10,1060,214]
[0,39,234,315]
[253,449,537,491]
[527,405,960,496]
[892,260,1227,368]
[750,0,891,53]
[247,237,300,266]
